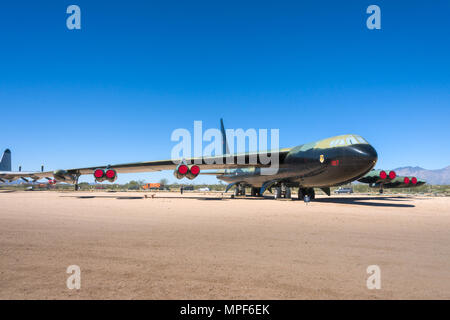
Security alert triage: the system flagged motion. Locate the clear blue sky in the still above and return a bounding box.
[1,1,449,184]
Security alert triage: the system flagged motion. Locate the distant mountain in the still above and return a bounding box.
[393,166,450,185]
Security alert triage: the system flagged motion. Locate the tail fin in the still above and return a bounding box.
[0,149,12,171]
[220,118,230,155]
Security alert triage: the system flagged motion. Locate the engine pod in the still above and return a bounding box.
[174,164,189,179]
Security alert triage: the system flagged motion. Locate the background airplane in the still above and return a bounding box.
[0,149,56,185]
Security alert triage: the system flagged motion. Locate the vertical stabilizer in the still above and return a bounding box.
[220,118,230,155]
[0,149,12,171]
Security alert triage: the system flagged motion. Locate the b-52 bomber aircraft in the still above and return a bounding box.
[0,120,425,200]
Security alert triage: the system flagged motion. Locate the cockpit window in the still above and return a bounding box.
[354,135,368,144]
[313,134,370,149]
[323,135,369,148]
[346,136,357,145]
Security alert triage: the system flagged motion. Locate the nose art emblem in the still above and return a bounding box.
[319,154,324,163]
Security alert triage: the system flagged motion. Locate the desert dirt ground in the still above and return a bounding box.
[0,190,449,300]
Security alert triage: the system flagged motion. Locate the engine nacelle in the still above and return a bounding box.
[105,169,117,183]
[93,169,106,182]
[388,170,396,179]
[174,164,189,179]
[186,165,200,180]
[94,168,118,183]
[379,170,395,180]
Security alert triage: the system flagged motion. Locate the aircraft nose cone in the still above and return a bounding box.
[346,143,378,172]
[351,144,378,162]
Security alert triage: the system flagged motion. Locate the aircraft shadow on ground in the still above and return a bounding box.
[0,190,18,193]
[61,195,228,201]
[155,195,416,207]
[312,196,415,207]
[60,194,249,201]
[60,194,415,207]
[61,195,144,200]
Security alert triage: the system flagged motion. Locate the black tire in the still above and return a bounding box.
[274,187,281,199]
[285,187,291,199]
[298,188,305,200]
[307,188,315,200]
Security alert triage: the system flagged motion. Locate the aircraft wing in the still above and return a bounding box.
[66,149,291,175]
[357,169,397,184]
[1,119,290,184]
[0,149,291,184]
[381,176,426,188]
[358,169,425,188]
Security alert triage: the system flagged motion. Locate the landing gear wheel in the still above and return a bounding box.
[298,188,314,201]
[274,187,282,199]
[285,187,292,199]
[251,187,260,197]
[74,174,81,191]
[307,188,315,200]
[298,188,306,200]
[256,188,262,197]
[235,185,246,196]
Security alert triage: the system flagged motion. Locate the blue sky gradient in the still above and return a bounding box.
[1,1,449,184]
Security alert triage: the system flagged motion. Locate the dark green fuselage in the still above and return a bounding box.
[218,134,378,188]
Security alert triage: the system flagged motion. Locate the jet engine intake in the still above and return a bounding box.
[174,164,189,179]
[186,165,200,180]
[388,171,396,179]
[105,169,117,183]
[93,169,106,182]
